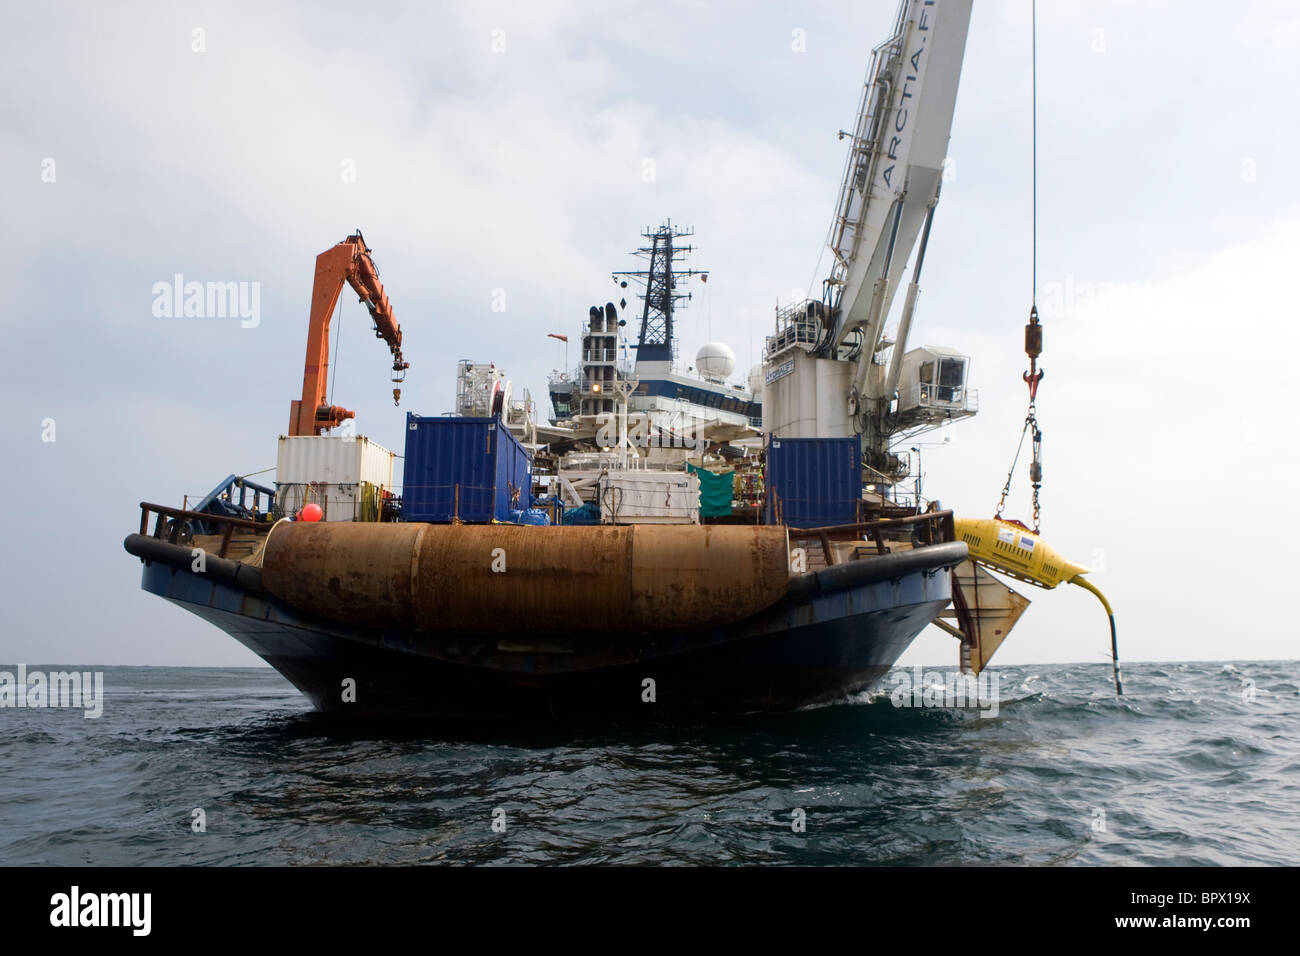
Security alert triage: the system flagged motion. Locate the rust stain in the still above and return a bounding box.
[261,522,790,632]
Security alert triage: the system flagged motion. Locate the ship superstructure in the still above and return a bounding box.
[546,222,762,468]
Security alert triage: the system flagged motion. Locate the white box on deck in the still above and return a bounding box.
[599,471,700,525]
[275,435,396,521]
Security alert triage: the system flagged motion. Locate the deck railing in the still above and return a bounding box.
[138,502,272,558]
[786,509,957,568]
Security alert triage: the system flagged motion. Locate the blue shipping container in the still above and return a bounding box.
[402,415,533,523]
[765,435,862,528]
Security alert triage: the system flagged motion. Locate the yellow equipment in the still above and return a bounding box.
[953,517,1088,588]
[954,517,1122,694]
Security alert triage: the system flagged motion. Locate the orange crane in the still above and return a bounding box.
[288,231,409,436]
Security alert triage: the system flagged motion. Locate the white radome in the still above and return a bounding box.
[747,363,764,395]
[695,342,736,383]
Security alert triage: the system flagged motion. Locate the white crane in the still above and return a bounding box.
[764,0,977,481]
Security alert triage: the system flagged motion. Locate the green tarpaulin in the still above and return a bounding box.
[688,464,733,519]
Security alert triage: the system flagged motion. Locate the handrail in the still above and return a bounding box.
[791,509,955,539]
[140,502,270,533]
[787,509,956,565]
[138,501,272,559]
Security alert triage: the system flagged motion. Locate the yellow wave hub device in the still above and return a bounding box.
[954,517,1122,694]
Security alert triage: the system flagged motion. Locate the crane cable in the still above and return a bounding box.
[996,0,1045,534]
[328,292,344,409]
[992,1,1121,695]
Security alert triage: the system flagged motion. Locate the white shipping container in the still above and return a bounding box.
[599,471,700,525]
[276,435,396,521]
[277,435,395,486]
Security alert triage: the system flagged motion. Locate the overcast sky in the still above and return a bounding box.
[2,0,1296,671]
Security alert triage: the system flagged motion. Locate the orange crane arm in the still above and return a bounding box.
[288,232,410,437]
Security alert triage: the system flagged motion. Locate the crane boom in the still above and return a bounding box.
[288,232,409,437]
[763,0,974,479]
[823,0,970,367]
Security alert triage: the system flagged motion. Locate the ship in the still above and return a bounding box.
[125,519,966,717]
[126,0,1118,719]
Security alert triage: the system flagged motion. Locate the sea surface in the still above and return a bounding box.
[2,661,1297,866]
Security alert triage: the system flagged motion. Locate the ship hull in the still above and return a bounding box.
[133,536,964,718]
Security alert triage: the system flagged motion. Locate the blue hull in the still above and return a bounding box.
[135,538,964,717]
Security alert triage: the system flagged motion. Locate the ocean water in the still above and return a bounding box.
[1,661,1296,866]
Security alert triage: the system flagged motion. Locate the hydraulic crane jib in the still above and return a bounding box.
[288,232,409,437]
